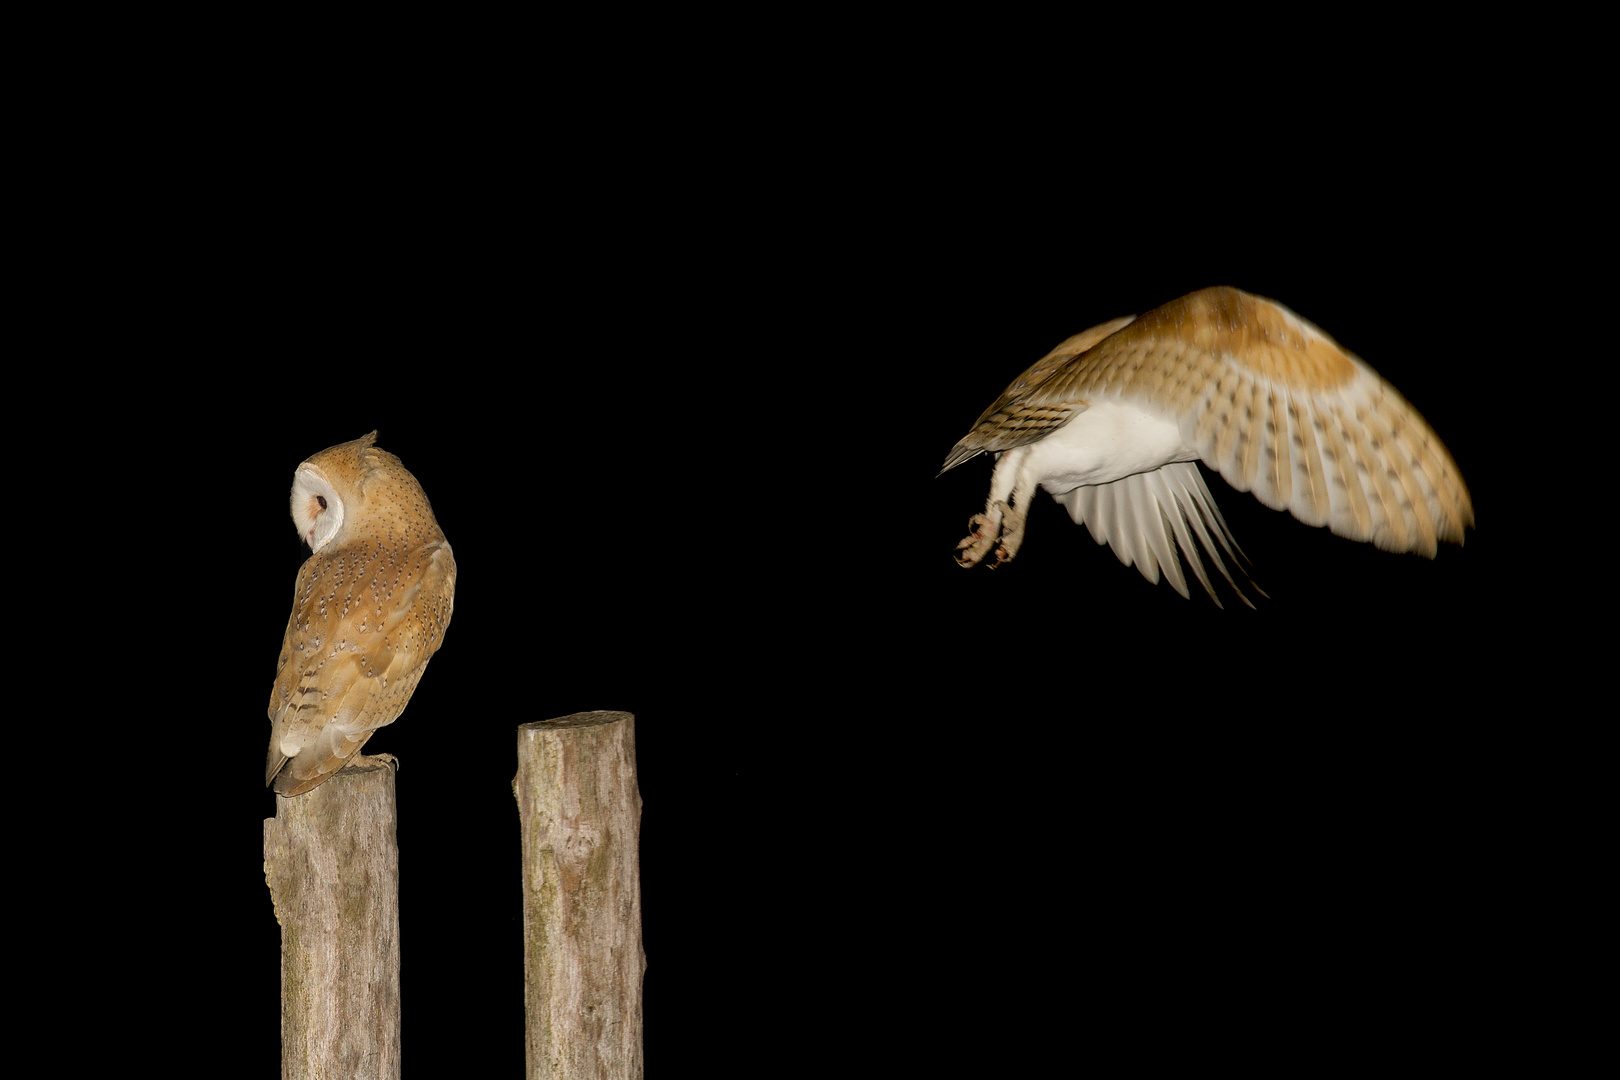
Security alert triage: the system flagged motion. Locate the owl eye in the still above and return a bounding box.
[316,496,328,510]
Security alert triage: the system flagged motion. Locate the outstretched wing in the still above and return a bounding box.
[266,539,456,795]
[944,287,1472,555]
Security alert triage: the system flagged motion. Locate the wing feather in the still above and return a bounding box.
[1283,392,1329,527]
[1257,385,1292,512]
[1052,462,1262,608]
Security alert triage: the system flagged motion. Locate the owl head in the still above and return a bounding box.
[290,431,438,553]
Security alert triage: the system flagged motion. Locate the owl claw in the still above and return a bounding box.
[955,510,1003,568]
[955,501,1027,569]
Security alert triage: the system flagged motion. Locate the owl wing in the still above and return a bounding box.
[943,287,1472,555]
[266,539,456,795]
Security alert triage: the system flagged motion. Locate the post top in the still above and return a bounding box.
[519,710,635,733]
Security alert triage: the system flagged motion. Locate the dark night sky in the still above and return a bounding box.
[91,130,1555,1076]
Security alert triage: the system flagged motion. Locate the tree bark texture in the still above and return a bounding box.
[515,711,645,1079]
[263,758,401,1080]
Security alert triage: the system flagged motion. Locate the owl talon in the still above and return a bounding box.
[955,511,1003,568]
[956,501,1028,568]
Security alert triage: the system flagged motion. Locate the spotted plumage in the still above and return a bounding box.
[266,431,456,796]
[942,287,1472,605]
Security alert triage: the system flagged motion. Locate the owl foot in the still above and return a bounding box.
[955,500,1029,568]
[956,504,1007,568]
[348,752,400,774]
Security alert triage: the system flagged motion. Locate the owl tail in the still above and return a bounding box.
[265,747,290,789]
[266,727,376,797]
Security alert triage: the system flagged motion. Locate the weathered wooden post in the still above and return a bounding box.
[515,711,645,1079]
[263,758,402,1080]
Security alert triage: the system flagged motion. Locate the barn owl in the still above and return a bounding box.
[265,432,457,796]
[942,287,1472,606]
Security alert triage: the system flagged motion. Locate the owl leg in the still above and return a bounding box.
[955,449,1036,568]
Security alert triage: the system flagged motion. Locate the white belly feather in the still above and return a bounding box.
[1022,399,1197,496]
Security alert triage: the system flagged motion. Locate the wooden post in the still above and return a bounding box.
[264,758,402,1080]
[515,711,645,1079]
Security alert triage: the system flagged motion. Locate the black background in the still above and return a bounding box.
[75,97,1568,1074]
[198,225,1515,1075]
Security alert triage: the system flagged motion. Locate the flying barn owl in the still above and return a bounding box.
[942,287,1472,605]
[265,432,456,796]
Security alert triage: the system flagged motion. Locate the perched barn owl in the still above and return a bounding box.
[942,287,1472,606]
[265,432,457,796]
